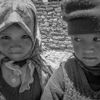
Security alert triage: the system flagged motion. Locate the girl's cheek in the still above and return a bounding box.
[22,40,33,47]
[0,41,9,47]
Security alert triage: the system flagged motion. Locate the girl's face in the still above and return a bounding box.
[71,34,100,66]
[0,24,32,61]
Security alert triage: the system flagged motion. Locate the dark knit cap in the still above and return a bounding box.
[61,0,100,35]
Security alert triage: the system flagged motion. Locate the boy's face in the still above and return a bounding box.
[0,24,32,61]
[71,34,100,66]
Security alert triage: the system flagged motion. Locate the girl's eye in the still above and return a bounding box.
[1,36,10,39]
[94,37,100,42]
[74,38,82,42]
[22,35,30,39]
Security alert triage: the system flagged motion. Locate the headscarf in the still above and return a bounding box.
[0,0,51,93]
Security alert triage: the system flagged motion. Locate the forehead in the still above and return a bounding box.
[0,24,27,35]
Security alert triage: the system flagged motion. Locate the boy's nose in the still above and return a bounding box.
[83,42,95,53]
[83,50,94,54]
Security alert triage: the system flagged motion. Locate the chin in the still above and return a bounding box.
[9,56,23,61]
[12,58,22,61]
[84,62,98,67]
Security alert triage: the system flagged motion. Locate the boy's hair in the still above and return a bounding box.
[61,0,100,35]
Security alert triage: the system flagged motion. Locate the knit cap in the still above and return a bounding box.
[61,0,100,35]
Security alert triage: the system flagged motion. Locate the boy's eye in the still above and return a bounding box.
[1,36,10,39]
[74,38,82,42]
[21,35,30,39]
[94,37,100,42]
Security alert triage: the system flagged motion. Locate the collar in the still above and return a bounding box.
[4,60,35,93]
[73,53,100,75]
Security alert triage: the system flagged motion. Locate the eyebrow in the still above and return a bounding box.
[0,32,9,35]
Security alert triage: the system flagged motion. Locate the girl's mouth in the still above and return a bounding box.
[9,52,23,54]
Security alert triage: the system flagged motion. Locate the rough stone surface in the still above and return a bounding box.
[31,1,73,70]
[34,1,72,51]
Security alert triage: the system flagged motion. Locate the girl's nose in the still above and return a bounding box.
[10,45,22,52]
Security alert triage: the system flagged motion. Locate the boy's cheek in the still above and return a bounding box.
[73,44,81,51]
[73,46,82,57]
[95,44,100,50]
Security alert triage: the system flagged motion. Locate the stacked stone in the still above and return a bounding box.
[34,2,72,51]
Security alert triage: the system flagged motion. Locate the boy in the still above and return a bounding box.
[0,0,50,100]
[41,0,100,99]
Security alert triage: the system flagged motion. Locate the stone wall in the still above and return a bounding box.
[34,2,72,51]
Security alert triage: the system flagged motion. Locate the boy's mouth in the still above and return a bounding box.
[82,57,97,61]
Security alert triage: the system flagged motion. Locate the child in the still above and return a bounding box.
[41,0,100,99]
[0,0,51,100]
